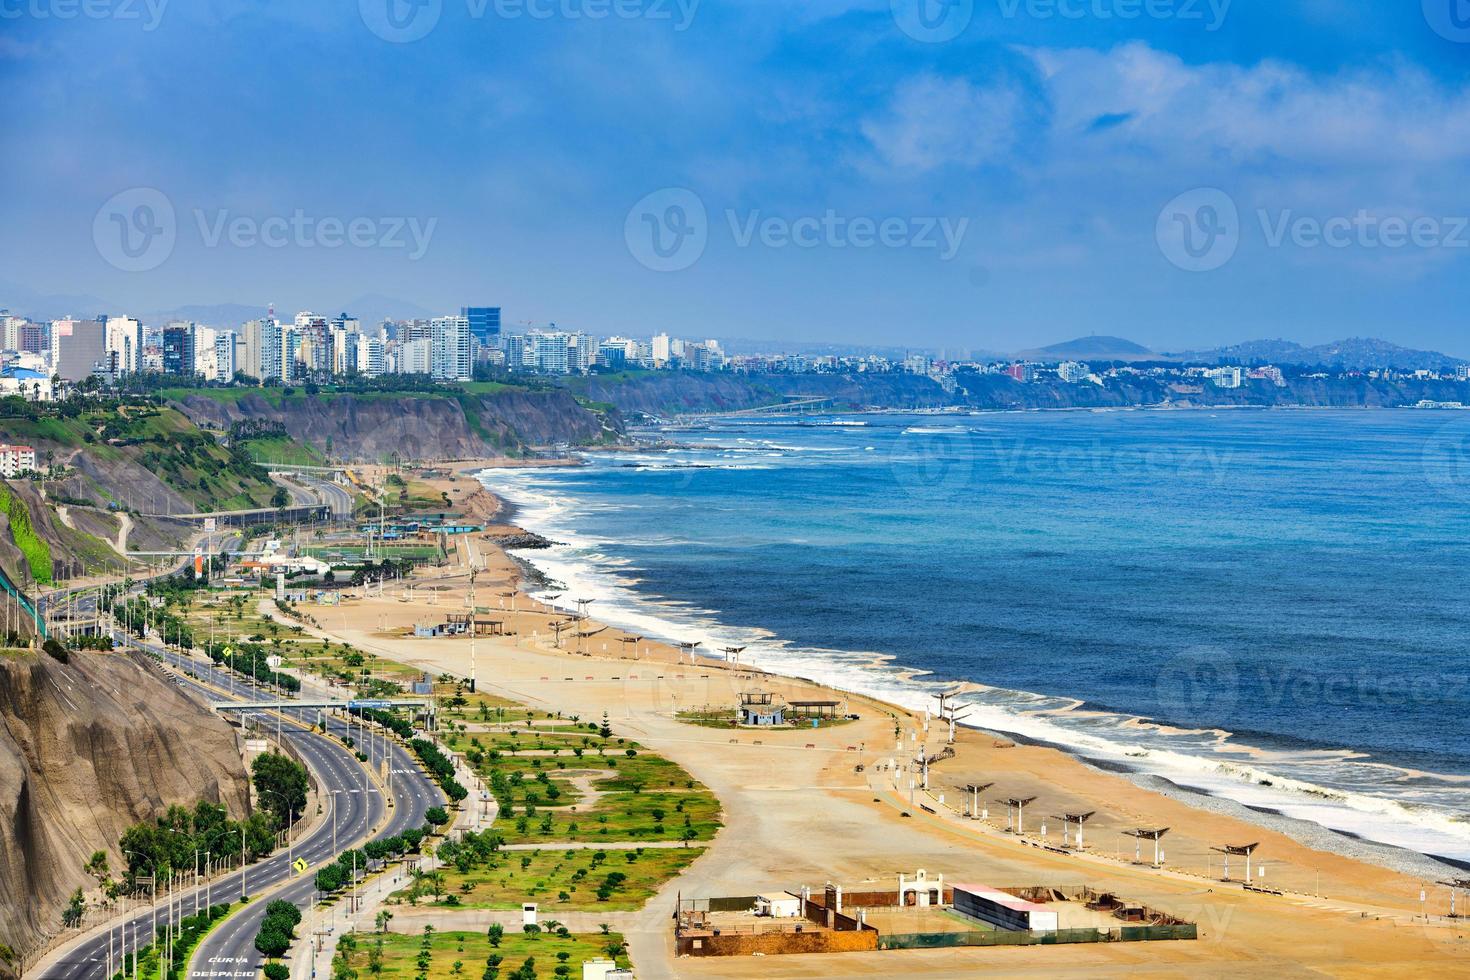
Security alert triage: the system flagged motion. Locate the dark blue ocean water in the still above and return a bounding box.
[485,409,1470,860]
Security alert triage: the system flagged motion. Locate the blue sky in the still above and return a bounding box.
[2,0,1469,353]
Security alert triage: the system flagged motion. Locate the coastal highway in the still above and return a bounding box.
[37,644,441,980]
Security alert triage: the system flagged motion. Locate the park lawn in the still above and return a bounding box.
[498,787,722,846]
[407,846,705,912]
[342,928,629,979]
[237,435,325,466]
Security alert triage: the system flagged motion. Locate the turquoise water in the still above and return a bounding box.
[483,409,1470,865]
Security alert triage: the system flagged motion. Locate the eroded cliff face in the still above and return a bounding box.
[0,650,250,959]
[173,390,619,460]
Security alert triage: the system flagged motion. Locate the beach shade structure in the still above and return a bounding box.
[676,640,702,663]
[549,618,575,648]
[1052,811,1097,849]
[619,635,643,659]
[963,782,994,819]
[497,590,517,612]
[997,796,1038,834]
[1126,827,1171,866]
[721,645,747,665]
[574,597,596,620]
[934,689,971,744]
[1212,842,1261,882]
[1439,878,1470,918]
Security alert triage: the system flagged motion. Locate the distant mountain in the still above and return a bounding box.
[335,293,436,324]
[145,302,269,326]
[0,280,112,320]
[1184,337,1466,371]
[1017,335,1156,360]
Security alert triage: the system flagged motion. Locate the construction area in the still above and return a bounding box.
[674,870,1197,958]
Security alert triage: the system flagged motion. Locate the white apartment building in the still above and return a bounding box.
[430,315,471,381]
[1057,361,1089,383]
[105,316,143,375]
[354,334,385,377]
[0,444,37,477]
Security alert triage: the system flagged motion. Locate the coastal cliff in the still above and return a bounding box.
[0,649,250,961]
[564,369,1470,415]
[171,389,622,460]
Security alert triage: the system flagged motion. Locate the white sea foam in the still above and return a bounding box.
[481,466,1470,869]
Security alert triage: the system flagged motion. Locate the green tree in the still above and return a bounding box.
[252,752,309,829]
[487,924,503,948]
[62,888,85,927]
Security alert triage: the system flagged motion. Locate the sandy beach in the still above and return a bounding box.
[288,461,1470,977]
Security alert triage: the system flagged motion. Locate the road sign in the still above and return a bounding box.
[293,858,308,874]
[266,655,283,669]
[348,699,391,710]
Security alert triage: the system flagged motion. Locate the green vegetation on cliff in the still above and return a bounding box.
[0,484,51,585]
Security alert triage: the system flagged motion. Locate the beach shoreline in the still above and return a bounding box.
[302,456,1470,974]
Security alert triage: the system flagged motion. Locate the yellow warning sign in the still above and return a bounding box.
[292,858,308,874]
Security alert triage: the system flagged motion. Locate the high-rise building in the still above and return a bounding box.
[213,330,237,381]
[461,307,501,348]
[162,323,197,375]
[105,316,143,375]
[239,317,283,381]
[397,338,432,375]
[652,333,672,367]
[431,315,471,380]
[52,318,107,382]
[354,334,385,377]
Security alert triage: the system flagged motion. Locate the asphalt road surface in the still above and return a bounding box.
[37,642,441,980]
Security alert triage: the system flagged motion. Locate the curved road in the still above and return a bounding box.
[38,643,441,980]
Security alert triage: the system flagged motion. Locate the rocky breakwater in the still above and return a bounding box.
[0,648,250,962]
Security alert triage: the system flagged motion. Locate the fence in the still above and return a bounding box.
[880,923,1198,950]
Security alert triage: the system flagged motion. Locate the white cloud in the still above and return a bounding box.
[1029,42,1470,169]
[858,72,1036,174]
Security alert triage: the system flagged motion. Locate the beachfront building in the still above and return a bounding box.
[738,691,785,726]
